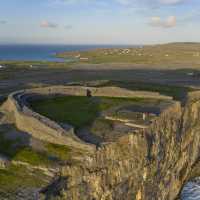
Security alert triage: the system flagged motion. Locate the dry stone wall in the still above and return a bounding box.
[1,86,173,154]
[21,86,173,100]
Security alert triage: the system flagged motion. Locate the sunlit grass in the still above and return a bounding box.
[30,96,146,129]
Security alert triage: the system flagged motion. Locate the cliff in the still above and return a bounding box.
[42,91,200,200]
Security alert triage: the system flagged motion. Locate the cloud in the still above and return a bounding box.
[49,0,188,10]
[158,0,184,5]
[40,20,58,28]
[51,0,187,7]
[65,25,73,30]
[149,16,177,28]
[115,0,186,6]
[0,20,7,24]
[116,0,132,6]
[50,0,92,6]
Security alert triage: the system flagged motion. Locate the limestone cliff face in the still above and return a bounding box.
[42,92,200,200]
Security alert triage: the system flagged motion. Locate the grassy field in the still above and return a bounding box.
[0,165,48,196]
[0,133,52,197]
[1,43,200,67]
[0,130,82,197]
[56,43,200,66]
[30,96,151,129]
[0,132,72,166]
[0,60,72,69]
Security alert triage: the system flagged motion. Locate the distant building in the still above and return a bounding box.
[0,154,9,169]
[143,113,146,121]
[80,57,89,61]
[0,65,5,69]
[75,54,81,58]
[193,52,200,57]
[187,72,194,76]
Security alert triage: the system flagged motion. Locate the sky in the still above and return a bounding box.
[0,0,200,44]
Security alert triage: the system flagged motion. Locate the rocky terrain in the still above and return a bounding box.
[38,91,200,200]
[1,84,200,200]
[1,43,200,199]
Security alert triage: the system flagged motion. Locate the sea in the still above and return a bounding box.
[181,179,200,200]
[0,44,135,62]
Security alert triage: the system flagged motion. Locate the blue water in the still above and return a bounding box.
[0,44,136,62]
[181,178,200,200]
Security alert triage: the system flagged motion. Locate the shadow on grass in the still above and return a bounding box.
[0,124,72,166]
[29,95,151,145]
[29,95,104,145]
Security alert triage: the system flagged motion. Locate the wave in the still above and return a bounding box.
[181,178,200,200]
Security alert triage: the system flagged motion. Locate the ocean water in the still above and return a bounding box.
[0,44,134,62]
[181,178,200,200]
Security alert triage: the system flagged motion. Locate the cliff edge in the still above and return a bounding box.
[42,91,200,200]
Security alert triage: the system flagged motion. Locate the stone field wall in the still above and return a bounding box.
[1,86,173,153]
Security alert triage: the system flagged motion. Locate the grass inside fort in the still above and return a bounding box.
[30,96,152,129]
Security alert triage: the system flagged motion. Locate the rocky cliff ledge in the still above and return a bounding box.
[41,91,200,200]
[2,86,200,200]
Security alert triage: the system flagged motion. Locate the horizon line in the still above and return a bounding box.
[0,41,200,46]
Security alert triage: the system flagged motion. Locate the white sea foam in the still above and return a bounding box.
[181,179,200,200]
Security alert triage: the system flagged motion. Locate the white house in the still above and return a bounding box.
[80,57,89,61]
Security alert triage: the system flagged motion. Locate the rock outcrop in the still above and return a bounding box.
[3,85,198,200]
[41,91,200,200]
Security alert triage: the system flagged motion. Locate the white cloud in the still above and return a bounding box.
[158,0,184,5]
[50,0,93,6]
[116,0,185,6]
[116,0,133,5]
[0,20,7,24]
[40,21,73,30]
[50,0,186,7]
[149,16,177,28]
[40,20,58,28]
[65,25,73,30]
[49,0,187,9]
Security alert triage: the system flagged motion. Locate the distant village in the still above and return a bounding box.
[68,47,200,62]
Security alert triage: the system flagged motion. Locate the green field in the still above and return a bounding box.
[0,131,83,197]
[0,165,48,197]
[0,132,72,166]
[30,96,151,129]
[56,43,200,66]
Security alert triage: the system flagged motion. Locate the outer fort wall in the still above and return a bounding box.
[2,91,95,153]
[22,86,173,100]
[1,86,172,152]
